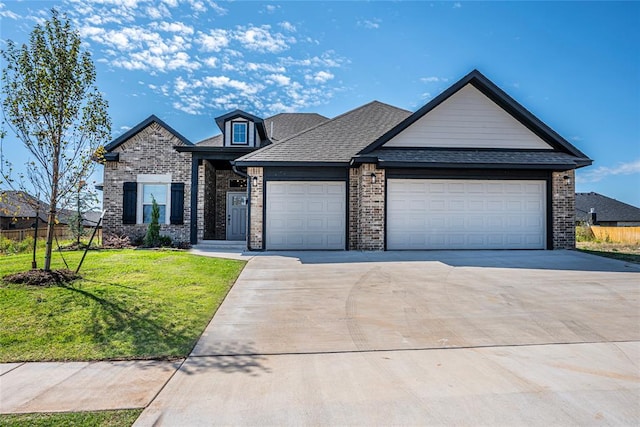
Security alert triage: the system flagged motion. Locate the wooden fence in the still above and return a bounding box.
[0,226,102,242]
[589,226,640,244]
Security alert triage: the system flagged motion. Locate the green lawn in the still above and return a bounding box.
[0,249,245,362]
[0,410,142,427]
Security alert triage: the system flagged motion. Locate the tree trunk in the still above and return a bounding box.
[43,153,60,272]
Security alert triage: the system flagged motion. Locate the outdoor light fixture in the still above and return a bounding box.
[252,176,258,186]
[563,175,572,185]
[371,172,377,184]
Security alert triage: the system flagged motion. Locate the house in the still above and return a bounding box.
[0,190,102,231]
[0,191,48,230]
[576,192,640,226]
[101,69,592,250]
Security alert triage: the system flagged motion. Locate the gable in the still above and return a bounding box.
[383,84,553,150]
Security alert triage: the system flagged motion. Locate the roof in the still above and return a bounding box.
[196,112,329,146]
[235,101,412,165]
[359,69,593,168]
[576,192,640,223]
[363,148,588,170]
[105,115,192,152]
[264,113,329,142]
[0,191,47,221]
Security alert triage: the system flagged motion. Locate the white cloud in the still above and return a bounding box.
[207,1,228,15]
[577,159,640,183]
[358,19,381,29]
[453,2,462,8]
[306,70,334,84]
[235,25,292,53]
[0,7,20,20]
[266,73,291,86]
[154,21,194,35]
[197,29,229,52]
[420,76,449,83]
[279,21,296,32]
[203,57,218,67]
[264,4,279,13]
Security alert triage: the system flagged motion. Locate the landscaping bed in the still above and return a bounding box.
[0,249,245,362]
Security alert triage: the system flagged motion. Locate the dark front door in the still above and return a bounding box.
[226,192,247,240]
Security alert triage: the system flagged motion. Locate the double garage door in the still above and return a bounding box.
[265,179,546,250]
[387,179,546,250]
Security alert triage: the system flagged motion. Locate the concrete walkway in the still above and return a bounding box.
[1,250,638,425]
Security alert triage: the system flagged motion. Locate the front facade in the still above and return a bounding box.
[102,70,592,250]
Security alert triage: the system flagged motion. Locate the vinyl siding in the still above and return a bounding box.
[384,84,553,150]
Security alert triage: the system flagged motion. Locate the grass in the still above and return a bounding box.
[576,241,640,264]
[0,409,142,427]
[0,248,245,362]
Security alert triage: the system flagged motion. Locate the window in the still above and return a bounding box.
[134,174,172,225]
[232,122,247,144]
[142,184,167,223]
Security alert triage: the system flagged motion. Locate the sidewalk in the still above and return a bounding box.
[0,360,181,414]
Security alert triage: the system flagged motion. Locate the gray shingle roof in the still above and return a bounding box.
[197,134,223,147]
[196,113,329,146]
[264,113,329,142]
[576,192,640,222]
[366,149,589,169]
[236,101,412,164]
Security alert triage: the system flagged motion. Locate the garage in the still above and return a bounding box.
[387,179,546,250]
[266,181,346,250]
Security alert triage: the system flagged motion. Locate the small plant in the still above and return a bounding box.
[158,235,172,247]
[143,196,161,247]
[575,224,595,242]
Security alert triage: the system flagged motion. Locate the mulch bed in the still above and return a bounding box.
[3,269,80,287]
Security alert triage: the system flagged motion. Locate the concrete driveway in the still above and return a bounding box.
[136,250,640,426]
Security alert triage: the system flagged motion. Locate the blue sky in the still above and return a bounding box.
[1,0,639,206]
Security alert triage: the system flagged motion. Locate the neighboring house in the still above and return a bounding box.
[0,190,101,230]
[0,191,48,230]
[101,69,592,250]
[576,192,640,226]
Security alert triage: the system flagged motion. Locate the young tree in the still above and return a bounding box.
[1,9,111,271]
[143,196,161,248]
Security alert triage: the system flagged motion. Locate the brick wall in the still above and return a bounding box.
[203,161,216,239]
[551,170,575,249]
[349,164,385,250]
[248,167,263,250]
[102,122,191,244]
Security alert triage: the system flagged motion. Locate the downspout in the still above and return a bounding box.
[232,164,251,251]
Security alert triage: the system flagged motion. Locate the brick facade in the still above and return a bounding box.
[102,122,191,244]
[349,164,385,250]
[248,167,263,250]
[551,169,576,249]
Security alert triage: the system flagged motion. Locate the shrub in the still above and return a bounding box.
[102,234,133,249]
[0,236,37,255]
[143,196,161,247]
[158,235,172,247]
[575,224,595,242]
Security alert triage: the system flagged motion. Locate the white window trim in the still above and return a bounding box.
[136,174,172,225]
[231,121,248,145]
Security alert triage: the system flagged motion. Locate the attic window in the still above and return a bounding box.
[232,122,247,144]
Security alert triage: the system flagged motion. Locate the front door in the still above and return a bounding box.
[226,192,247,240]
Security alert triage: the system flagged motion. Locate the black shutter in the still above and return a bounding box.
[170,182,184,225]
[122,182,137,224]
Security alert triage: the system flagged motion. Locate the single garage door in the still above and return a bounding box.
[387,179,546,250]
[266,181,346,250]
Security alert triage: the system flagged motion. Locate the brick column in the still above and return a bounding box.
[354,163,385,250]
[552,170,575,249]
[248,167,264,250]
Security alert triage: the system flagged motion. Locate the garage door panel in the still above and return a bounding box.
[266,181,346,250]
[388,179,546,250]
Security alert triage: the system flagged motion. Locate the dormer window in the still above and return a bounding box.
[232,122,248,145]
